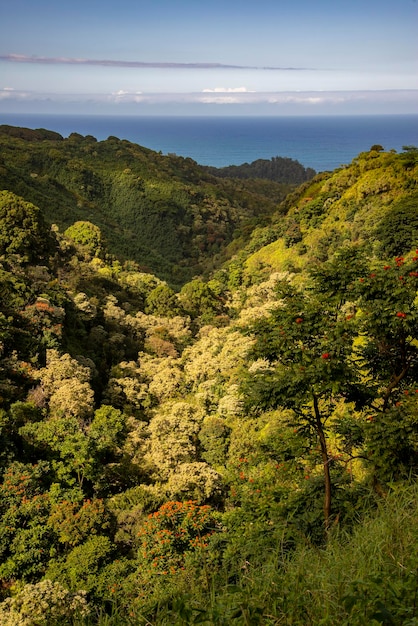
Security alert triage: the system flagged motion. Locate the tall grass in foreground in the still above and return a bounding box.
[86,483,418,625]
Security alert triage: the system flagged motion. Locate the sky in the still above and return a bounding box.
[0,0,417,116]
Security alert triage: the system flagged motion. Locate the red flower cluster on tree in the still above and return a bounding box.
[321,353,330,359]
[396,312,407,318]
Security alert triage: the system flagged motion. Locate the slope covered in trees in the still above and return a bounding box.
[221,145,418,284]
[0,135,417,625]
[0,125,292,287]
[204,155,316,184]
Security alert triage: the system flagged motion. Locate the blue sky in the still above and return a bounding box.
[0,0,417,115]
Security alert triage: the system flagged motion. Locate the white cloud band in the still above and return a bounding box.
[1,88,416,106]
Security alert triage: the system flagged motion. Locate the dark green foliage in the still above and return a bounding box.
[296,194,328,228]
[205,155,316,184]
[0,125,63,142]
[354,255,418,411]
[400,144,418,169]
[364,402,418,484]
[308,244,368,301]
[0,190,53,264]
[0,461,53,581]
[179,278,225,321]
[46,535,115,596]
[199,416,231,466]
[0,126,285,286]
[145,283,183,317]
[375,192,418,257]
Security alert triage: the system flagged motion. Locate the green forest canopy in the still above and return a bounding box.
[0,133,417,625]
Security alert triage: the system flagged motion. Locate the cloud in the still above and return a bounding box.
[266,95,345,105]
[194,90,418,107]
[0,88,417,112]
[0,87,30,100]
[199,96,242,104]
[202,87,256,93]
[109,91,144,103]
[111,89,143,100]
[0,53,312,71]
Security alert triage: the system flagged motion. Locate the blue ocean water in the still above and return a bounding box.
[1,113,417,173]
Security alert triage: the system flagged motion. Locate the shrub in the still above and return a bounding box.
[0,579,90,626]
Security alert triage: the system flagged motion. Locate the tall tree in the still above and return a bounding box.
[245,279,360,532]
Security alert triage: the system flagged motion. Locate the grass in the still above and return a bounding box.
[78,483,418,625]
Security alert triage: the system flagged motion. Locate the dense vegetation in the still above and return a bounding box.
[0,131,417,625]
[204,155,316,185]
[0,125,295,288]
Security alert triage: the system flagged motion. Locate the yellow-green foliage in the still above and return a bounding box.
[0,580,90,626]
[244,237,306,275]
[232,148,417,278]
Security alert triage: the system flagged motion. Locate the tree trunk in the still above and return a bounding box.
[313,393,332,534]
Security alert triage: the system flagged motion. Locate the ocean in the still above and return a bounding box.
[1,113,417,173]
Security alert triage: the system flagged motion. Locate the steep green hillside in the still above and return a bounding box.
[0,125,292,287]
[220,146,418,285]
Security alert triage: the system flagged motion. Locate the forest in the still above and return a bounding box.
[0,125,301,288]
[0,130,417,625]
[203,156,316,185]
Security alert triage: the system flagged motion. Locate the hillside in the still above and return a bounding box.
[203,155,316,184]
[0,125,294,287]
[0,136,417,625]
[221,145,418,284]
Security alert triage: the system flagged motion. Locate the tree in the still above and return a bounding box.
[0,461,53,582]
[48,498,111,548]
[135,500,218,576]
[353,253,418,484]
[46,535,114,595]
[19,416,93,490]
[375,193,418,257]
[0,579,90,625]
[38,350,94,423]
[354,253,418,412]
[88,405,127,455]
[20,406,131,495]
[0,191,52,264]
[166,462,222,503]
[145,283,183,317]
[246,250,418,533]
[245,278,360,533]
[64,221,104,259]
[179,278,225,322]
[147,401,203,479]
